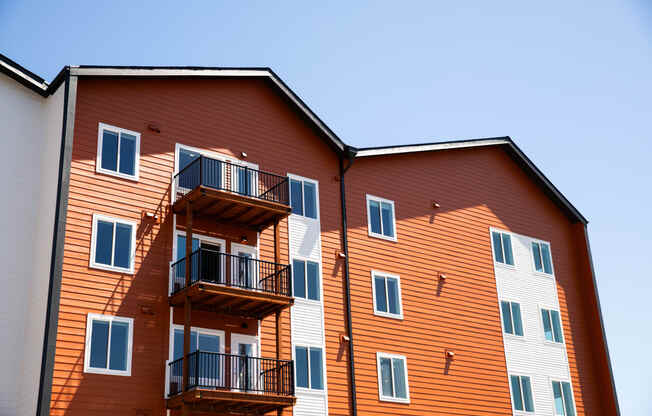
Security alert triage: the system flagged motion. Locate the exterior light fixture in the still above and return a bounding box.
[432,201,441,208]
[446,350,455,359]
[241,152,248,158]
[439,273,447,281]
[240,235,248,243]
[337,252,346,259]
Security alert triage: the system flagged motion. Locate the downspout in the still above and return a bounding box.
[339,145,357,416]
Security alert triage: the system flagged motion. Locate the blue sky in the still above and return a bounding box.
[2,1,650,413]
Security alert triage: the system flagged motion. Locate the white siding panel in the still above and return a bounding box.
[289,215,321,261]
[492,230,573,416]
[291,301,324,345]
[294,392,327,416]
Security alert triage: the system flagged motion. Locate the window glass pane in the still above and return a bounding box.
[522,376,534,412]
[392,358,407,399]
[541,243,553,274]
[295,347,309,388]
[551,310,563,343]
[119,133,136,175]
[173,329,184,360]
[552,381,565,415]
[501,301,513,334]
[108,321,129,371]
[90,320,109,369]
[562,382,575,416]
[502,234,514,265]
[380,202,394,237]
[293,260,306,298]
[190,330,198,353]
[307,261,320,301]
[374,277,387,313]
[386,278,399,315]
[179,149,200,171]
[113,223,132,269]
[511,302,523,336]
[510,375,524,411]
[303,182,317,219]
[101,130,118,171]
[95,220,114,266]
[309,348,324,390]
[198,334,220,353]
[290,180,303,216]
[542,309,554,341]
[492,232,504,263]
[369,200,382,234]
[380,357,393,397]
[532,242,543,272]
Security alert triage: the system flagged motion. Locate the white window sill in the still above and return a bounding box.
[96,167,139,182]
[294,297,322,305]
[503,333,526,342]
[379,396,410,404]
[84,366,131,377]
[90,262,134,275]
[368,231,397,242]
[295,387,326,395]
[494,262,516,271]
[373,310,403,320]
[532,270,554,278]
[542,339,565,348]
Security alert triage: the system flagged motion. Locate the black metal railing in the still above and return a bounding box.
[168,352,294,397]
[171,248,292,296]
[173,155,290,205]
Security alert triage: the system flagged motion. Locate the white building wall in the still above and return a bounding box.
[0,75,64,416]
[287,174,328,416]
[492,229,574,416]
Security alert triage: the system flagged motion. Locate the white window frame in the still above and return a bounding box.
[291,256,322,304]
[170,230,227,295]
[509,373,536,414]
[376,352,410,403]
[366,194,397,242]
[287,174,320,221]
[371,271,403,320]
[489,228,515,268]
[499,298,525,338]
[539,305,565,345]
[531,239,555,276]
[549,378,577,416]
[230,242,259,289]
[96,122,141,181]
[90,213,137,274]
[84,313,134,376]
[293,344,325,391]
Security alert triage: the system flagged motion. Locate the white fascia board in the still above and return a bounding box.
[0,60,48,91]
[356,138,510,157]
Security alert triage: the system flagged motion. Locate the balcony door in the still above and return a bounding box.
[231,162,258,197]
[231,243,258,290]
[176,147,226,193]
[173,233,225,293]
[231,334,259,392]
[172,327,224,389]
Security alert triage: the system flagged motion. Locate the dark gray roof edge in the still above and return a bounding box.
[356,136,587,224]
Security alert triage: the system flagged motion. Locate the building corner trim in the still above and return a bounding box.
[583,224,621,415]
[36,68,76,416]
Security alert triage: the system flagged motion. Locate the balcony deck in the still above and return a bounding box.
[167,389,296,414]
[172,156,291,230]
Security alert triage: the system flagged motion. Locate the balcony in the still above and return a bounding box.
[172,156,291,230]
[169,248,293,318]
[167,351,295,414]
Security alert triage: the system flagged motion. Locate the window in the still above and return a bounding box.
[552,380,576,416]
[500,300,524,336]
[90,214,136,273]
[84,314,133,376]
[290,177,318,219]
[372,272,402,319]
[541,308,564,343]
[295,346,324,390]
[532,241,553,274]
[292,259,320,301]
[171,326,224,384]
[366,195,396,241]
[491,231,514,265]
[96,123,140,180]
[510,375,535,412]
[376,353,409,403]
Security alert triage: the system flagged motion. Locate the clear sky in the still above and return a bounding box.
[2,1,650,413]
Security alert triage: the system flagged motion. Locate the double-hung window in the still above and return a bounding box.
[367,195,396,241]
[293,259,320,301]
[510,374,535,412]
[290,177,318,219]
[552,380,576,416]
[491,231,514,265]
[294,346,324,390]
[84,314,134,376]
[96,123,140,180]
[532,241,553,274]
[376,352,409,403]
[500,300,524,336]
[90,214,136,273]
[541,308,564,343]
[372,272,402,319]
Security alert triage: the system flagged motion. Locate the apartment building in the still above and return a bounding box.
[0,53,619,416]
